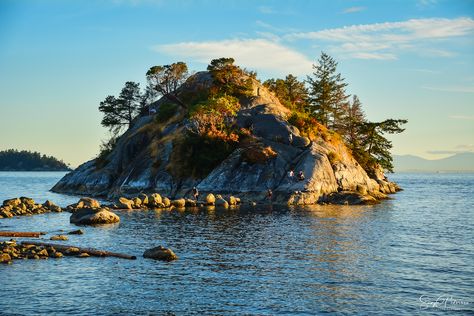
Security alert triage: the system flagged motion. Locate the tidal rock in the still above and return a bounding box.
[143,246,178,261]
[216,197,229,208]
[171,199,186,208]
[138,193,149,206]
[132,197,142,208]
[70,207,120,225]
[118,197,133,210]
[3,198,21,208]
[50,235,68,241]
[162,197,171,207]
[68,229,84,235]
[77,197,101,209]
[228,196,238,205]
[205,193,216,205]
[148,193,162,207]
[0,253,12,264]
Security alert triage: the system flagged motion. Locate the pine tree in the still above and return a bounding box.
[98,81,142,135]
[343,95,366,149]
[307,52,349,128]
[358,119,407,172]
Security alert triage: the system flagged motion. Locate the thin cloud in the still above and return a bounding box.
[352,52,397,60]
[154,39,313,76]
[342,6,366,14]
[424,86,474,93]
[258,6,275,14]
[286,17,474,59]
[426,150,466,155]
[449,115,474,120]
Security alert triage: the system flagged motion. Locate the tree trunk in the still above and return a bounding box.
[0,231,45,238]
[20,241,137,260]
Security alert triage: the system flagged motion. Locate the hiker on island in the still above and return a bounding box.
[298,170,305,181]
[267,189,273,200]
[289,169,295,182]
[192,187,199,201]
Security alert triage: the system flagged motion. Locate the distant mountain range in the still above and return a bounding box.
[393,152,474,172]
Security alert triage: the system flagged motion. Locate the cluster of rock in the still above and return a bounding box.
[0,240,90,264]
[115,193,241,210]
[67,197,120,225]
[0,197,61,219]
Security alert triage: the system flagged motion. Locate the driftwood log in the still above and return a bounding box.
[21,241,137,260]
[0,231,45,238]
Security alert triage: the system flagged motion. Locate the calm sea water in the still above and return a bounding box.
[0,171,473,315]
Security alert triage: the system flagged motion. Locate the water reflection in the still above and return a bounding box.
[1,173,473,314]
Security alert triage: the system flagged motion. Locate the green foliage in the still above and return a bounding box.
[146,62,189,108]
[98,81,142,135]
[240,137,277,164]
[96,135,119,169]
[288,110,320,139]
[0,149,70,171]
[188,95,241,142]
[207,57,253,97]
[264,74,308,110]
[307,52,349,129]
[168,134,237,179]
[357,119,408,173]
[155,103,178,123]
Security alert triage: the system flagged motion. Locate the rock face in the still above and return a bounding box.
[51,72,399,205]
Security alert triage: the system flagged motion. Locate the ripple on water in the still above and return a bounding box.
[0,172,473,315]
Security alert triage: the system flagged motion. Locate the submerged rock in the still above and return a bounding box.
[68,229,84,235]
[118,197,133,210]
[143,246,178,261]
[50,235,68,241]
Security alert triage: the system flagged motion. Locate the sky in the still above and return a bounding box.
[0,0,473,167]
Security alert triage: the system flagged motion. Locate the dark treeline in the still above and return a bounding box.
[0,149,70,171]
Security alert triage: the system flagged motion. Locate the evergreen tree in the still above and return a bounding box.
[98,81,142,135]
[307,52,349,128]
[342,95,366,149]
[263,74,308,110]
[358,119,407,172]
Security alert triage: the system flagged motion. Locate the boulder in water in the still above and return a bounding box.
[70,207,120,225]
[143,246,178,261]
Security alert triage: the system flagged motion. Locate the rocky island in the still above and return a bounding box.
[52,55,406,205]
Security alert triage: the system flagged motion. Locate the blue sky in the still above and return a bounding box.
[0,0,473,167]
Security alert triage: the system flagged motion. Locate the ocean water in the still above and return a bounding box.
[0,171,473,315]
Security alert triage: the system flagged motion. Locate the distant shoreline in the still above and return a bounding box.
[0,169,71,172]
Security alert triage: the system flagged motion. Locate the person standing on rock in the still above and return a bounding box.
[298,171,305,181]
[289,169,295,182]
[267,189,273,200]
[192,187,199,201]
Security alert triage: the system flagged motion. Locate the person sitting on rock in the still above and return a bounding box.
[192,187,199,201]
[289,169,295,182]
[298,171,305,181]
[267,189,273,200]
